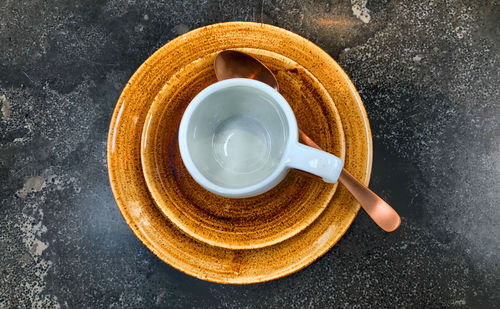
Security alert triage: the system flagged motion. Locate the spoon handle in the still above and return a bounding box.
[299,129,400,232]
[338,169,400,232]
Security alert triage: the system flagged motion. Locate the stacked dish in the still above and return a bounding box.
[107,22,372,284]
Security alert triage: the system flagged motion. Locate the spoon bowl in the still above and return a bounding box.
[215,50,279,90]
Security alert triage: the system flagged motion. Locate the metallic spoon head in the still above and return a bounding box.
[214,50,279,91]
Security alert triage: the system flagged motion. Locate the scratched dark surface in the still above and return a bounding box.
[1,0,499,308]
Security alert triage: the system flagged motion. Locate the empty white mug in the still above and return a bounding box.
[178,78,343,198]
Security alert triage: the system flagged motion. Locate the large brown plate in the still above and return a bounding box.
[107,22,372,284]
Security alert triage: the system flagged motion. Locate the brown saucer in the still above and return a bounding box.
[141,49,345,249]
[107,22,372,284]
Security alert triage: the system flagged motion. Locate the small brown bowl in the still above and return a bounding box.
[141,49,345,250]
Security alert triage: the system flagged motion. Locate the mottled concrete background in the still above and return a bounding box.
[1,0,499,308]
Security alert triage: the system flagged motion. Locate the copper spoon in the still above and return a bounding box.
[214,50,400,232]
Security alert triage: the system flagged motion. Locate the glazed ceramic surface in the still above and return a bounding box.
[141,53,345,249]
[107,22,372,284]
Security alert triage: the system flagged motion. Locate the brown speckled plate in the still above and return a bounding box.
[107,22,372,284]
[140,49,345,250]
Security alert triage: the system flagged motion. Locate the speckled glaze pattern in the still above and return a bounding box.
[107,22,372,284]
[141,49,345,249]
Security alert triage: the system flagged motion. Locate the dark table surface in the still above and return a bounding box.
[1,0,499,308]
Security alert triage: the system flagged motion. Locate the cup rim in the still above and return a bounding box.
[178,78,299,197]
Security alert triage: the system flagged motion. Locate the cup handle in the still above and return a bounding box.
[287,143,343,183]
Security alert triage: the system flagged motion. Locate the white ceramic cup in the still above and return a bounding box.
[178,78,343,198]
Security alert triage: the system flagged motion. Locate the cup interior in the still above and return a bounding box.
[185,84,289,189]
